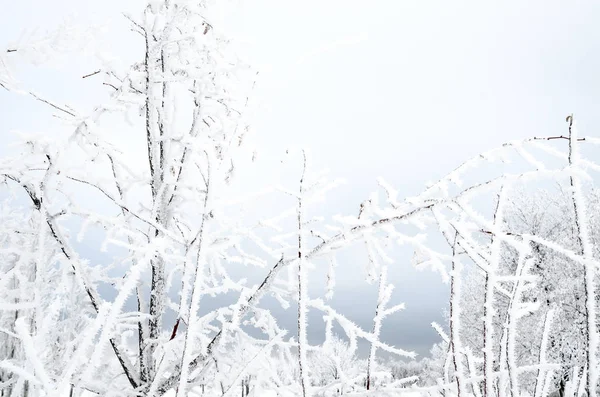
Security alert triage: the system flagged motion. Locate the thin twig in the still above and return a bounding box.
[532,135,585,141]
[103,82,119,91]
[82,70,101,79]
[28,92,76,117]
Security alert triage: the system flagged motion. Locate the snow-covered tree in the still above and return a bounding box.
[4,2,600,397]
[0,1,423,396]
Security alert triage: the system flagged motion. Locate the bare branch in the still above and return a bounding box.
[82,70,101,79]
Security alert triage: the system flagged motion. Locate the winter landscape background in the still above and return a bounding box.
[2,1,600,396]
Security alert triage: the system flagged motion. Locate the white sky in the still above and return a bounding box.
[2,0,600,355]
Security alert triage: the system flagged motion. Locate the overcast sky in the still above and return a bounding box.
[2,0,600,356]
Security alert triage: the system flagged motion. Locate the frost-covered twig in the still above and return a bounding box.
[449,231,466,397]
[483,184,509,397]
[534,309,555,397]
[567,114,597,397]
[296,150,310,397]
